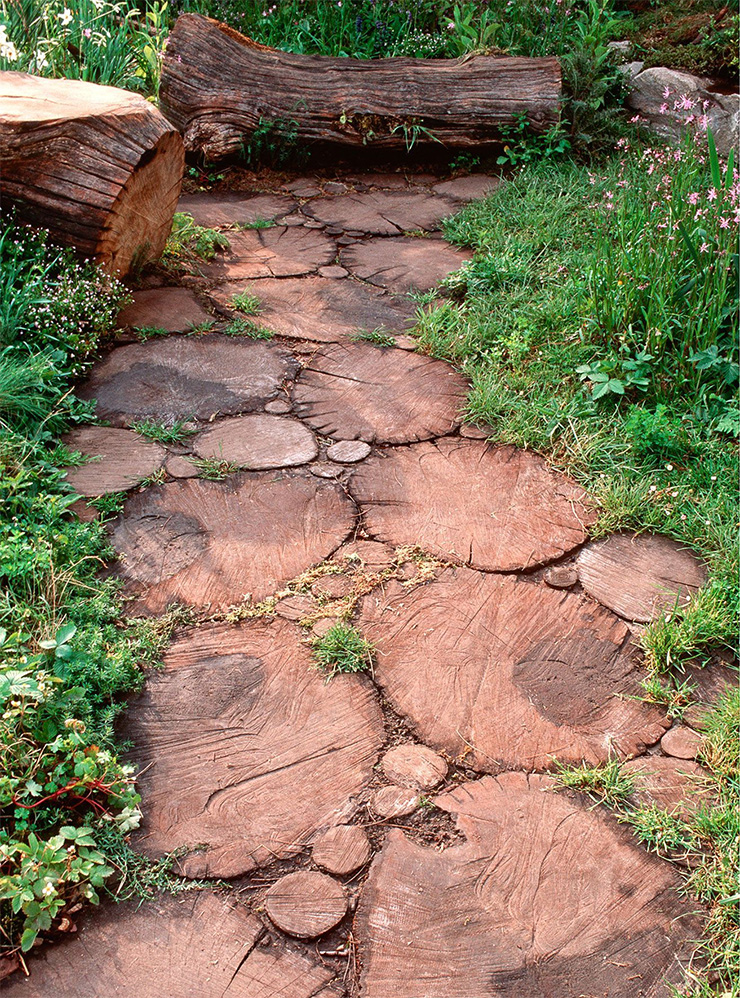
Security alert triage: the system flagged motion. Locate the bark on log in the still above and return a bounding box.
[159,14,562,160]
[0,72,184,275]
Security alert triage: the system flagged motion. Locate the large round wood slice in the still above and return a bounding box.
[1,892,338,997]
[77,335,296,426]
[124,619,383,877]
[117,287,213,333]
[112,471,355,612]
[358,567,668,771]
[303,190,457,235]
[353,440,594,572]
[265,872,347,938]
[577,532,707,623]
[177,191,294,227]
[292,342,468,444]
[200,226,336,281]
[192,414,318,469]
[62,426,165,497]
[210,276,416,343]
[0,72,183,276]
[341,236,470,292]
[354,773,700,998]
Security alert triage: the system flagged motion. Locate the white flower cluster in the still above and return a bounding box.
[0,24,18,61]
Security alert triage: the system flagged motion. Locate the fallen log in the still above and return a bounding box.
[159,14,561,161]
[0,72,184,276]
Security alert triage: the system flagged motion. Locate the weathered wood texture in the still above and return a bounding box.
[0,72,184,275]
[159,14,562,159]
[265,872,347,938]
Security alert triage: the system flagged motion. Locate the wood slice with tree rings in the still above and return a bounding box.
[358,567,668,771]
[124,619,383,878]
[381,744,448,790]
[199,226,336,281]
[77,335,297,426]
[265,872,347,938]
[303,190,457,235]
[192,414,318,469]
[352,440,594,572]
[624,756,712,817]
[312,824,371,876]
[0,72,183,276]
[341,236,471,292]
[177,191,294,227]
[62,426,165,497]
[117,287,213,333]
[292,343,468,444]
[354,773,701,998]
[160,14,561,159]
[576,532,707,623]
[111,471,355,613]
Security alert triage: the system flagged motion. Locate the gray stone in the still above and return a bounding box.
[326,440,372,463]
[324,181,348,194]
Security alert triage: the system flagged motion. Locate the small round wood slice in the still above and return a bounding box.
[177,191,294,227]
[341,236,470,292]
[624,756,712,817]
[661,726,702,760]
[112,471,355,612]
[293,343,468,444]
[265,872,347,938]
[63,426,165,497]
[200,226,336,280]
[77,335,297,426]
[192,414,318,469]
[352,440,594,572]
[125,619,383,878]
[312,824,371,876]
[381,745,448,790]
[303,190,457,235]
[577,532,707,623]
[359,567,668,771]
[355,773,700,998]
[117,287,212,333]
[432,175,500,200]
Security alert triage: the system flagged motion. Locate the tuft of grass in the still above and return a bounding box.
[130,419,196,445]
[235,218,274,231]
[231,290,263,315]
[161,213,230,273]
[191,457,239,480]
[312,622,373,680]
[350,327,397,348]
[133,325,169,342]
[223,317,273,339]
[86,491,127,516]
[553,758,636,808]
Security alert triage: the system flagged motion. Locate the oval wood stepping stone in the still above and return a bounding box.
[177,191,294,227]
[312,824,371,876]
[117,287,212,333]
[661,725,702,760]
[192,414,318,469]
[577,532,707,623]
[293,343,468,445]
[303,190,456,235]
[371,785,420,818]
[355,773,700,998]
[381,744,448,790]
[112,471,355,612]
[353,440,593,572]
[359,567,668,771]
[63,426,165,497]
[327,440,371,463]
[432,174,500,200]
[265,872,347,938]
[624,756,712,816]
[78,335,296,426]
[200,226,336,280]
[341,236,470,292]
[125,619,383,877]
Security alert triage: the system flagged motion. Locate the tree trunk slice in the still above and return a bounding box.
[380,745,448,790]
[358,567,668,771]
[292,342,468,444]
[352,440,594,572]
[303,190,457,236]
[0,72,183,276]
[77,335,297,426]
[177,191,295,227]
[576,532,707,623]
[354,773,701,998]
[371,785,420,818]
[159,15,562,160]
[192,414,318,469]
[199,226,337,281]
[624,756,712,817]
[117,287,213,333]
[62,426,165,497]
[660,725,702,760]
[124,618,383,878]
[340,236,470,292]
[312,824,371,876]
[111,471,355,612]
[265,872,347,938]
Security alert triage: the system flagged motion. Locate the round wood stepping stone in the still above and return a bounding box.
[432,174,500,200]
[544,565,578,589]
[265,872,347,938]
[117,287,212,332]
[125,619,383,877]
[661,725,702,759]
[355,773,700,998]
[211,276,416,343]
[381,744,448,790]
[682,659,738,730]
[177,191,294,227]
[371,785,419,818]
[112,471,355,612]
[62,426,165,497]
[200,226,336,280]
[293,343,468,445]
[303,190,457,236]
[312,824,371,876]
[78,335,296,426]
[341,236,471,292]
[192,414,318,469]
[165,454,198,479]
[577,532,707,623]
[312,617,338,638]
[625,756,711,816]
[359,567,668,771]
[310,462,343,479]
[353,440,594,572]
[326,440,371,463]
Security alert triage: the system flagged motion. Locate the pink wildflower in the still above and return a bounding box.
[707,188,718,202]
[700,243,710,252]
[720,217,730,228]
[679,94,694,110]
[662,86,671,98]
[688,192,700,205]
[659,103,668,114]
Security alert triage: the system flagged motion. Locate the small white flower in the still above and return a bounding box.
[59,7,73,25]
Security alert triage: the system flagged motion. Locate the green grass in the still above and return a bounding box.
[130,418,195,444]
[554,758,636,807]
[222,317,273,339]
[161,213,230,273]
[191,457,239,480]
[312,622,374,680]
[350,328,397,348]
[231,290,262,315]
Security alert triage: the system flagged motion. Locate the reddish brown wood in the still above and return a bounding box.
[160,14,562,159]
[312,824,371,876]
[381,745,448,790]
[0,72,183,275]
[62,426,165,497]
[265,872,347,938]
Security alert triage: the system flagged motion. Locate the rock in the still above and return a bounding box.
[165,455,198,479]
[200,226,336,280]
[63,426,165,496]
[274,594,317,622]
[661,726,702,760]
[317,265,349,278]
[293,342,468,445]
[544,565,578,589]
[311,574,355,600]
[117,287,212,333]
[326,440,372,463]
[312,824,371,875]
[176,192,293,227]
[624,756,712,817]
[192,414,318,470]
[284,179,324,198]
[352,440,594,572]
[265,872,347,938]
[576,533,706,623]
[264,397,292,414]
[371,785,419,818]
[381,744,448,790]
[341,236,471,292]
[333,539,395,572]
[619,60,644,81]
[304,190,457,236]
[606,39,631,57]
[432,175,499,200]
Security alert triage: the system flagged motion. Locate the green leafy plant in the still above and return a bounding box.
[312,622,373,679]
[553,758,636,807]
[231,290,262,315]
[161,213,230,271]
[350,328,397,348]
[496,113,571,167]
[222,318,273,339]
[191,457,239,480]
[130,419,196,444]
[576,348,653,399]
